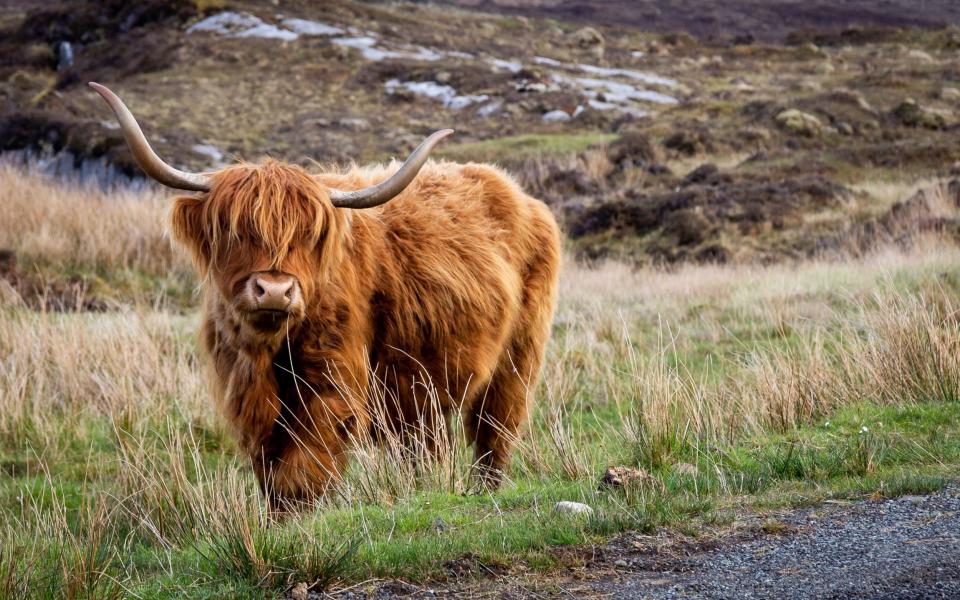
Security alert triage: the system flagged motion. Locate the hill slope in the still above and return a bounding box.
[2,0,960,264]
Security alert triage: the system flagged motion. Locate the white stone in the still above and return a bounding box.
[554,501,594,515]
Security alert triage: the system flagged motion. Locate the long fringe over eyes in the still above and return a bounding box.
[184,161,339,271]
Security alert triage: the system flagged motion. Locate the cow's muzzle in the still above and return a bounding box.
[245,272,302,315]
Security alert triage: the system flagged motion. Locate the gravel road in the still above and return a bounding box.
[590,486,960,599]
[316,485,960,599]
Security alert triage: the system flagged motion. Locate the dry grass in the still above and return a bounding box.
[0,165,186,277]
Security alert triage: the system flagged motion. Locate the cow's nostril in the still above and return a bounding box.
[284,286,294,300]
[254,282,265,298]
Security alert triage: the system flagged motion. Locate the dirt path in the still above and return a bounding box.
[316,485,960,599]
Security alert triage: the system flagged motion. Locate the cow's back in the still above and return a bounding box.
[341,161,560,411]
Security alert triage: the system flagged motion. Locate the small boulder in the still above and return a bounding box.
[799,42,827,58]
[775,108,824,136]
[663,129,705,155]
[683,163,719,186]
[814,61,835,75]
[571,26,604,49]
[432,516,451,533]
[600,466,651,488]
[906,49,935,63]
[337,117,370,131]
[892,98,947,129]
[515,80,548,93]
[290,582,309,600]
[608,129,662,166]
[941,87,960,102]
[554,501,594,516]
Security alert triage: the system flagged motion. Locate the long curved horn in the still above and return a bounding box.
[329,129,453,209]
[88,82,212,192]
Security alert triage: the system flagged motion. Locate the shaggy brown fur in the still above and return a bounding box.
[169,159,561,506]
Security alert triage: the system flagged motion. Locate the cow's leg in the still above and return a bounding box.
[470,330,549,489]
[388,369,453,462]
[260,434,347,510]
[469,245,558,489]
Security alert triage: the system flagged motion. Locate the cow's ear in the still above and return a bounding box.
[170,195,211,271]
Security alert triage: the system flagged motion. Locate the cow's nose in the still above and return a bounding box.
[251,274,297,311]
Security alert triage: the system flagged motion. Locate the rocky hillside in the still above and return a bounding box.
[429,0,960,43]
[2,0,960,264]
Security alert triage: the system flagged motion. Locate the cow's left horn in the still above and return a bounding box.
[328,129,453,209]
[89,82,212,192]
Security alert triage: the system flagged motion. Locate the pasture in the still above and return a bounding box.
[2,165,960,598]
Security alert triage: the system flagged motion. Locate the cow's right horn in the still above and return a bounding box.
[89,82,212,192]
[328,129,453,209]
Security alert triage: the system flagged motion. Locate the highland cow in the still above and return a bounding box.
[90,83,561,506]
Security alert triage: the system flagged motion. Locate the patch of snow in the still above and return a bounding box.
[192,144,226,167]
[587,99,617,111]
[558,74,679,105]
[281,18,344,36]
[188,11,262,34]
[476,99,504,117]
[332,36,379,52]
[333,36,441,62]
[385,79,489,110]
[631,50,646,58]
[534,56,562,67]
[542,109,571,122]
[236,23,297,41]
[619,106,651,118]
[487,58,523,73]
[574,63,677,87]
[100,120,119,130]
[446,50,475,60]
[188,11,297,41]
[409,46,443,61]
[542,106,585,122]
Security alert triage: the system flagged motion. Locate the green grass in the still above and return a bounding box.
[3,248,960,597]
[4,399,957,598]
[436,132,618,164]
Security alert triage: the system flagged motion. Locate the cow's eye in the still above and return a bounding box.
[336,416,356,439]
